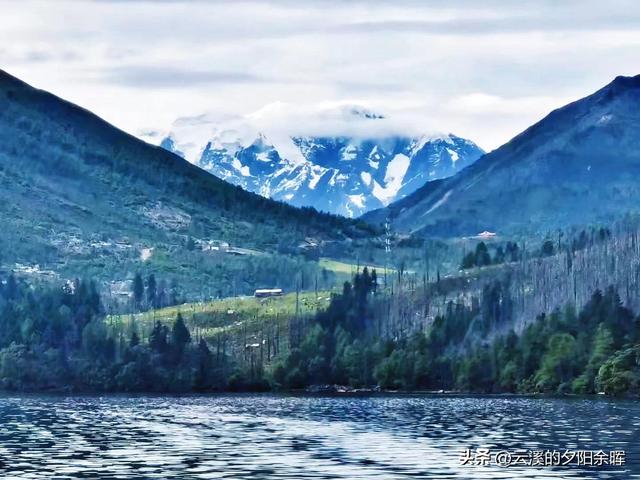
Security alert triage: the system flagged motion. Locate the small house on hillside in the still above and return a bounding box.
[254,288,283,298]
[201,240,230,252]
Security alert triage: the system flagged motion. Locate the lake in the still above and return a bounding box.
[0,394,638,479]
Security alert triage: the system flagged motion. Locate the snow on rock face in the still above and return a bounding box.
[156,110,484,218]
[341,145,358,161]
[425,189,453,215]
[256,152,271,162]
[348,194,366,209]
[372,154,411,205]
[232,158,251,177]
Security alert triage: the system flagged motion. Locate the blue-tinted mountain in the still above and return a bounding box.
[363,75,640,237]
[0,70,372,292]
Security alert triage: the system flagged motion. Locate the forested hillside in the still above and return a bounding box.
[2,70,640,396]
[3,219,639,395]
[0,70,375,297]
[224,218,640,394]
[273,272,640,395]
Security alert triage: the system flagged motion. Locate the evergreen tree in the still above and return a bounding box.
[475,242,491,267]
[370,269,378,293]
[461,251,476,269]
[505,241,520,262]
[133,273,144,310]
[171,313,191,355]
[130,330,140,348]
[195,338,212,390]
[541,239,555,257]
[149,320,168,354]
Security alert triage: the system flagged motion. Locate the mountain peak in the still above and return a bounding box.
[600,74,640,97]
[610,74,640,88]
[161,121,484,217]
[365,74,640,236]
[0,68,18,82]
[0,69,32,90]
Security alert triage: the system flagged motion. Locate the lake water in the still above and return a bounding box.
[0,394,638,479]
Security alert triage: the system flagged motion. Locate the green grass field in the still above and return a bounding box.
[107,290,335,340]
[319,257,392,275]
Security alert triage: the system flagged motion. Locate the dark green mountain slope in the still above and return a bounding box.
[0,70,372,295]
[363,75,640,237]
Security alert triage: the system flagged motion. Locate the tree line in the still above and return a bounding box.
[0,267,638,395]
[271,273,639,395]
[460,227,613,271]
[0,275,262,392]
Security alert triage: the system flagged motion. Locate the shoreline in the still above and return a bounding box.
[0,389,636,400]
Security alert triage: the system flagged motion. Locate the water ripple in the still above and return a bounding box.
[0,394,638,479]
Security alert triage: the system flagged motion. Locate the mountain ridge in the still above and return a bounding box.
[0,68,367,235]
[363,74,640,237]
[155,110,484,217]
[0,69,373,295]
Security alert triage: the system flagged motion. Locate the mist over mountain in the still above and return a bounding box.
[150,105,484,217]
[364,75,640,237]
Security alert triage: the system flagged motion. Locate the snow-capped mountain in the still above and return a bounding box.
[151,106,484,217]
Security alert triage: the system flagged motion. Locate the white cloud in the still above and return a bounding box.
[1,0,639,150]
[246,101,445,138]
[159,101,449,163]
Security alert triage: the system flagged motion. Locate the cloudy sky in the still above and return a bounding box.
[2,0,640,150]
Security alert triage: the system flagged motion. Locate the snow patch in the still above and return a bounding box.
[334,173,349,184]
[263,132,306,165]
[424,190,453,216]
[597,114,613,125]
[341,145,357,161]
[385,154,411,185]
[232,158,251,177]
[348,194,366,209]
[372,153,410,205]
[275,166,309,193]
[447,148,459,162]
[309,166,327,190]
[256,151,271,162]
[360,171,372,186]
[409,134,453,156]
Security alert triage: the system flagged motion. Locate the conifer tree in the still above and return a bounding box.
[172,313,191,355]
[133,273,144,310]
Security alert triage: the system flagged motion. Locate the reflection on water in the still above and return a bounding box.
[0,394,638,479]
